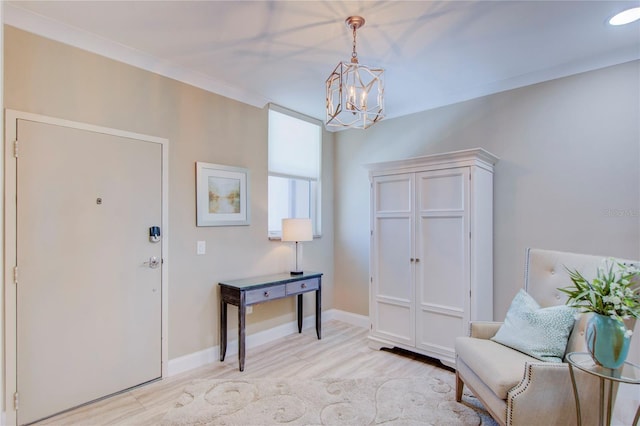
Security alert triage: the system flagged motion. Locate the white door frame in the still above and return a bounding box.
[4,109,169,425]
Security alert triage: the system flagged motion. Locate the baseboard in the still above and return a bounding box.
[324,308,369,328]
[168,345,219,377]
[167,309,368,376]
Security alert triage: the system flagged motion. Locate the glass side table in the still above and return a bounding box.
[566,352,640,426]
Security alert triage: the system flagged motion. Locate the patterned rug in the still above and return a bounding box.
[161,376,497,425]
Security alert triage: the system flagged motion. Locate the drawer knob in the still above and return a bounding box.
[301,283,307,289]
[264,291,270,298]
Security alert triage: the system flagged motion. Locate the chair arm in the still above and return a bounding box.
[469,321,503,339]
[506,362,600,426]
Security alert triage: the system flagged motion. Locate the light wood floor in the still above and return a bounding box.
[35,320,481,425]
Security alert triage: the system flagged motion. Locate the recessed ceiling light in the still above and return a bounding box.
[609,7,640,25]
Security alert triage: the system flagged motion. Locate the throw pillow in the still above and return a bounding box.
[491,289,576,362]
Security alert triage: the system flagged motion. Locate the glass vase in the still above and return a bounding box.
[585,313,631,369]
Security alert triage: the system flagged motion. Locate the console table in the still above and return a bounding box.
[218,271,322,371]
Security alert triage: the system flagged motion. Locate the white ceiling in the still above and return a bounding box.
[5,1,640,127]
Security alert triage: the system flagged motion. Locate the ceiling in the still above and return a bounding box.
[5,1,640,128]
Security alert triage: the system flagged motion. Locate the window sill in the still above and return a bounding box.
[269,235,321,241]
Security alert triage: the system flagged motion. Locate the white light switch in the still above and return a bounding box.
[197,240,206,255]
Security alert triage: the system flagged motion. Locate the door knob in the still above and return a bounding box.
[144,256,160,269]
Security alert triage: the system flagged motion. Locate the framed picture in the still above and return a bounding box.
[196,162,250,226]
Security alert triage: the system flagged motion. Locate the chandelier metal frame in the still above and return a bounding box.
[325,16,385,130]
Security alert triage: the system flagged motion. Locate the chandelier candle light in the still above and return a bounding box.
[281,218,313,275]
[326,16,384,129]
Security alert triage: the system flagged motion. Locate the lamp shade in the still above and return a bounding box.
[281,218,313,242]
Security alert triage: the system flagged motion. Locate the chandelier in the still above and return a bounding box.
[326,16,384,130]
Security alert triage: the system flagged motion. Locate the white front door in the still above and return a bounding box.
[14,118,163,424]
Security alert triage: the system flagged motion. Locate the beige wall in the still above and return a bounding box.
[4,26,335,360]
[0,3,4,415]
[334,60,640,322]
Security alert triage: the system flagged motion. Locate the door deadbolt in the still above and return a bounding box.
[149,226,161,243]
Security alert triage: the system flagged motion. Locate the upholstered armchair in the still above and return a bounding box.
[455,248,638,426]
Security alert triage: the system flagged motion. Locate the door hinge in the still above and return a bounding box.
[13,140,18,158]
[14,392,19,410]
[13,266,18,285]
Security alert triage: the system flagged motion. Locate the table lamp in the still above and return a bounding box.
[281,218,313,275]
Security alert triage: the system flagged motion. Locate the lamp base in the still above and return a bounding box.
[290,270,304,275]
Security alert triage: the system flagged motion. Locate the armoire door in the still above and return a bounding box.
[15,119,163,424]
[370,173,415,346]
[415,168,470,359]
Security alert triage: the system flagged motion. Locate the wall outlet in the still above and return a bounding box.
[196,240,206,255]
[246,306,253,314]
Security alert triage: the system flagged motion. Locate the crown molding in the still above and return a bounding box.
[3,3,270,109]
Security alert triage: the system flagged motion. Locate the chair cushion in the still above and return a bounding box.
[456,336,540,399]
[491,289,576,362]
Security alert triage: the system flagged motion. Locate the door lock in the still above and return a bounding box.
[149,226,161,243]
[144,256,160,269]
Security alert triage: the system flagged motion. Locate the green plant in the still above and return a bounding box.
[558,259,640,324]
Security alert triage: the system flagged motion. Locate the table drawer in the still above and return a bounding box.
[286,278,319,295]
[245,285,286,305]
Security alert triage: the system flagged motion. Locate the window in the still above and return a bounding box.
[268,105,321,238]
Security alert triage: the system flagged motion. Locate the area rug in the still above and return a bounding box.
[161,377,496,425]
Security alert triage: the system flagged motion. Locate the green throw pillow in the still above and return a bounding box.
[491,289,576,363]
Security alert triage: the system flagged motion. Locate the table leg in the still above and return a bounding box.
[316,285,322,340]
[238,294,246,372]
[219,299,227,361]
[633,404,640,426]
[568,363,582,426]
[605,380,613,426]
[297,294,303,333]
[599,377,605,426]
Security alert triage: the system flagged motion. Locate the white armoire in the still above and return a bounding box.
[366,148,498,367]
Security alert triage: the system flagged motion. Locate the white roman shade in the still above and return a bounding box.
[268,108,320,180]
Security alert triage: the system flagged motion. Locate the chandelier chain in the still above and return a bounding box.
[351,26,358,62]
